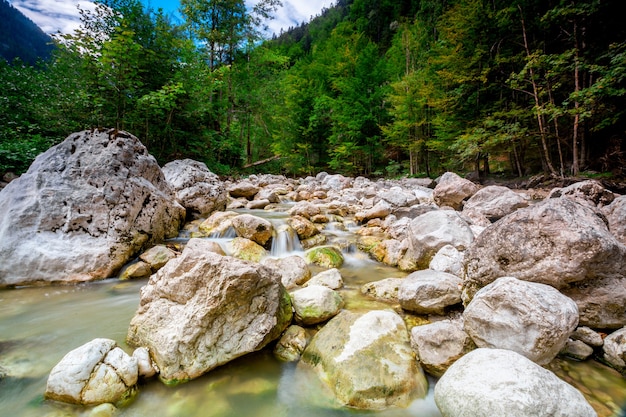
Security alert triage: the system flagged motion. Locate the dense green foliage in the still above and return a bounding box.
[1,0,625,178]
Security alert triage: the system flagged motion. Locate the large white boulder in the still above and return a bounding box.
[126,238,292,384]
[398,269,463,315]
[45,338,138,406]
[434,348,597,417]
[432,172,479,209]
[0,129,185,287]
[463,277,579,365]
[299,310,428,409]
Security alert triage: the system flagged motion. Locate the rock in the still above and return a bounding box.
[462,185,529,222]
[603,195,626,245]
[0,129,185,287]
[360,277,403,302]
[274,325,310,362]
[300,310,428,409]
[321,174,352,191]
[132,347,157,379]
[410,319,474,377]
[560,339,594,361]
[227,237,267,263]
[290,285,344,325]
[429,244,464,277]
[463,277,579,365]
[378,186,419,208]
[305,268,343,289]
[119,261,152,280]
[198,211,239,237]
[231,214,273,246]
[355,200,392,222]
[126,238,292,384]
[304,246,344,268]
[404,210,473,270]
[45,338,138,406]
[398,269,462,315]
[434,348,597,417]
[88,403,118,417]
[432,172,479,210]
[261,255,311,289]
[139,245,177,272]
[247,199,270,209]
[603,327,626,371]
[548,180,615,207]
[162,159,227,218]
[288,201,322,219]
[571,326,604,347]
[561,275,626,329]
[227,180,260,199]
[463,197,626,303]
[287,215,320,239]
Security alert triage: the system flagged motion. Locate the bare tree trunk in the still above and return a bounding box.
[519,6,557,177]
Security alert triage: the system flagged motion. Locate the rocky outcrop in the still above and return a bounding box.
[462,185,529,222]
[299,310,428,409]
[463,197,626,316]
[126,238,292,384]
[0,129,185,287]
[45,338,138,406]
[434,348,597,417]
[162,159,227,218]
[463,277,579,365]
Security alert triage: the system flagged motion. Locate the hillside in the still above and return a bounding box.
[0,0,54,64]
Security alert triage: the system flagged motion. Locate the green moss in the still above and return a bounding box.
[304,246,344,268]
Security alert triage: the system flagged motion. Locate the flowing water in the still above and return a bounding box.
[1,209,625,417]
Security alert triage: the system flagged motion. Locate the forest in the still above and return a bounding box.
[1,0,625,180]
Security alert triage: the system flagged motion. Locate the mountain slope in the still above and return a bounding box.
[0,0,54,64]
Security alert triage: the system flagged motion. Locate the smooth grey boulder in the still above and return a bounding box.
[299,310,428,409]
[227,180,259,199]
[360,277,403,302]
[126,238,292,384]
[463,197,626,303]
[0,129,185,287]
[434,348,597,417]
[305,268,344,289]
[290,285,344,325]
[463,277,579,365]
[432,172,479,209]
[462,185,529,222]
[410,319,474,377]
[162,159,227,218]
[45,338,138,406]
[399,269,463,315]
[561,275,626,329]
[403,210,473,270]
[429,244,464,277]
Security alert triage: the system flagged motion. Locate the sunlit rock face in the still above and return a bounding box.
[45,338,138,406]
[0,129,185,287]
[299,309,428,410]
[434,348,597,417]
[126,238,292,385]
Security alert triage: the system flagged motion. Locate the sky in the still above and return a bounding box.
[9,0,332,37]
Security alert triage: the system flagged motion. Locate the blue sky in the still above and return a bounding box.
[10,0,332,37]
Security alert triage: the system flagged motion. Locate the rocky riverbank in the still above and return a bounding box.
[1,129,625,416]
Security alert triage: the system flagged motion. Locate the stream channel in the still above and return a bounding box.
[1,206,626,417]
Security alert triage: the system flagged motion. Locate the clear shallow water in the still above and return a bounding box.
[1,210,625,417]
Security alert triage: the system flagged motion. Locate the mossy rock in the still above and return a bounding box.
[304,246,344,268]
[228,237,267,262]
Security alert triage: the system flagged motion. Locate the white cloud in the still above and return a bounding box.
[10,0,97,34]
[249,0,333,37]
[11,0,331,37]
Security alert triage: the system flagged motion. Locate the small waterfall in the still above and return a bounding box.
[270,224,302,257]
[210,226,237,239]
